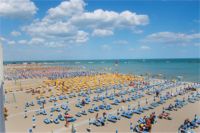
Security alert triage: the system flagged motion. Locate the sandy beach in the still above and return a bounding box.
[3,64,200,133]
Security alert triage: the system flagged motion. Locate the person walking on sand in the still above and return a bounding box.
[95,113,99,120]
[130,122,133,132]
[87,118,91,132]
[24,108,27,118]
[32,115,36,128]
[65,117,69,127]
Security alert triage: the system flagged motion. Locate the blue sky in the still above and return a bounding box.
[0,0,199,61]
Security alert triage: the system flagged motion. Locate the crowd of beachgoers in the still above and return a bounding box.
[4,64,101,80]
[3,64,200,133]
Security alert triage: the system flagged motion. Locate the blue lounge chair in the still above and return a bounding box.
[121,111,132,119]
[61,104,70,111]
[53,118,59,124]
[81,110,87,115]
[94,106,99,112]
[76,103,83,108]
[58,114,65,121]
[67,117,76,122]
[132,109,142,114]
[112,99,120,105]
[107,115,118,123]
[43,118,51,124]
[76,112,82,117]
[106,104,112,110]
[88,108,94,113]
[99,104,106,110]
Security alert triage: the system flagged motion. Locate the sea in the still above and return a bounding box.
[4,58,200,82]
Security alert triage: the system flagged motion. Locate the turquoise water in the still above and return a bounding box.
[4,59,200,82]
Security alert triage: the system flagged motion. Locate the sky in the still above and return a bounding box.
[0,0,199,61]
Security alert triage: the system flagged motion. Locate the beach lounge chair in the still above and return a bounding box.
[94,106,100,112]
[159,112,172,120]
[58,114,65,121]
[121,111,132,119]
[99,104,106,110]
[112,99,120,105]
[81,110,87,115]
[75,103,83,108]
[61,104,70,111]
[107,114,119,123]
[106,104,112,110]
[132,108,142,114]
[53,118,59,124]
[67,117,77,122]
[43,118,51,124]
[88,108,94,113]
[75,112,82,117]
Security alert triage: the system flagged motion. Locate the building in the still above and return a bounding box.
[0,44,5,132]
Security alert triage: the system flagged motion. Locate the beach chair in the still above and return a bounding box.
[106,104,112,110]
[59,95,64,100]
[121,111,132,119]
[99,104,106,110]
[75,103,83,108]
[158,112,172,120]
[112,99,120,105]
[67,117,77,122]
[53,118,59,124]
[85,97,91,104]
[107,115,118,123]
[41,109,47,115]
[55,107,61,112]
[132,108,142,115]
[81,110,87,115]
[88,108,94,113]
[44,118,51,124]
[58,114,65,121]
[61,104,70,111]
[75,112,82,117]
[150,102,159,107]
[94,106,100,112]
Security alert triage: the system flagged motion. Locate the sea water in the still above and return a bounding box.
[4,58,200,82]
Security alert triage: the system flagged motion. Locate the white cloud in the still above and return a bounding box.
[73,30,89,43]
[70,9,149,29]
[0,36,6,42]
[7,40,16,45]
[28,38,45,45]
[113,40,129,45]
[140,45,151,50]
[21,0,149,47]
[46,0,85,20]
[0,0,37,18]
[92,29,113,37]
[11,31,21,36]
[18,39,27,44]
[143,32,200,45]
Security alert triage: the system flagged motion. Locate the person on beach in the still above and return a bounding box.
[87,118,91,132]
[50,113,53,122]
[156,90,159,97]
[95,113,99,120]
[24,108,27,118]
[130,122,133,132]
[32,115,36,128]
[145,117,152,132]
